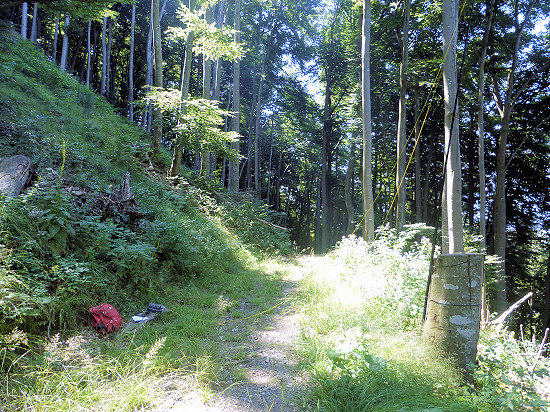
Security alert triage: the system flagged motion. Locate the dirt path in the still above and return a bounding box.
[162,260,310,412]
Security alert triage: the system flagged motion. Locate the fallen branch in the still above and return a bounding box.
[256,218,287,231]
[490,291,533,331]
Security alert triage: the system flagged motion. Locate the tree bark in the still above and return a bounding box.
[229,0,241,192]
[414,85,422,222]
[21,2,27,39]
[59,15,70,72]
[321,80,332,252]
[52,13,59,63]
[128,4,136,122]
[361,0,374,242]
[105,17,113,99]
[422,133,434,224]
[86,20,91,87]
[395,0,410,233]
[169,0,195,177]
[30,2,38,42]
[442,0,463,253]
[100,16,107,95]
[345,143,355,234]
[200,5,213,177]
[543,251,550,333]
[152,0,164,153]
[254,72,264,198]
[491,1,534,313]
[477,0,494,251]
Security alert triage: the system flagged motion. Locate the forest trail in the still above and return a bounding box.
[160,257,315,411]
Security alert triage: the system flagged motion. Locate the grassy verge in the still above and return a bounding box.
[1,259,287,411]
[295,228,550,411]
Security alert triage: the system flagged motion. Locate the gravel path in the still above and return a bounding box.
[161,260,310,412]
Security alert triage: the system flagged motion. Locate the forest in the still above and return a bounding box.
[1,0,550,410]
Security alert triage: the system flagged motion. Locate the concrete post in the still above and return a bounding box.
[423,253,484,382]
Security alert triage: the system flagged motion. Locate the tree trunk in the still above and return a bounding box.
[129,4,136,122]
[200,5,213,177]
[52,14,59,63]
[152,0,163,153]
[30,2,38,42]
[59,15,70,72]
[105,18,113,99]
[21,2,27,39]
[491,2,533,313]
[100,16,107,95]
[345,143,355,234]
[422,133,434,224]
[254,73,264,198]
[395,0,410,233]
[267,119,274,205]
[414,85,422,222]
[361,0,374,242]
[86,20,91,87]
[543,251,550,333]
[246,75,257,189]
[69,27,83,73]
[442,0,463,253]
[169,0,195,177]
[477,0,494,250]
[229,0,241,192]
[321,80,332,252]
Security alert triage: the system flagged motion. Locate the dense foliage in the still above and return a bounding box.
[0,25,291,339]
[299,229,550,410]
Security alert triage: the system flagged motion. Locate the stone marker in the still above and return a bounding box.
[423,253,484,382]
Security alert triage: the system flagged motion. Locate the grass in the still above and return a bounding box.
[1,260,287,410]
[294,232,550,411]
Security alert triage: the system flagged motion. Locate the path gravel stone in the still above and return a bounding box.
[161,260,310,412]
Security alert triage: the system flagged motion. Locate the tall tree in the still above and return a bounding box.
[152,0,164,153]
[86,20,92,87]
[442,0,463,253]
[59,14,70,72]
[490,0,550,312]
[361,0,374,242]
[200,4,213,178]
[395,0,411,233]
[128,3,136,122]
[21,2,27,39]
[476,0,495,251]
[229,0,241,192]
[30,2,38,41]
[169,0,196,177]
[100,15,107,95]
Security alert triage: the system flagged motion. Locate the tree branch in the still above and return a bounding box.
[491,73,504,117]
[505,115,550,171]
[490,291,533,331]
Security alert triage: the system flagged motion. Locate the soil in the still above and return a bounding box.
[159,258,312,412]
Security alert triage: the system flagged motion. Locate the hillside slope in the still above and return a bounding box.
[0,24,290,334]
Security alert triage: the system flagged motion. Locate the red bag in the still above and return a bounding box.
[89,303,123,333]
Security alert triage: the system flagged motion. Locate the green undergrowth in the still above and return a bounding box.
[297,227,550,411]
[0,260,287,410]
[0,25,293,409]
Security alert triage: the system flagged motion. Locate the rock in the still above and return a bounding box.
[0,155,34,197]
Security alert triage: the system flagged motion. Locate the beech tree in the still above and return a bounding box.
[442,0,463,253]
[361,0,374,242]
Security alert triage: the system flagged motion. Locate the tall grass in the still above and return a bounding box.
[297,226,550,411]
